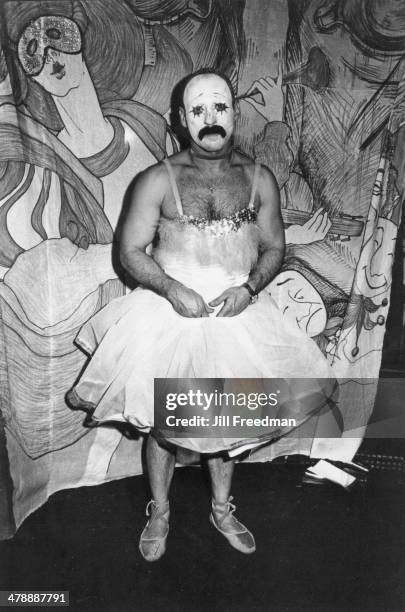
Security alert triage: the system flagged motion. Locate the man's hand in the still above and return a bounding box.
[167,281,214,317]
[209,286,251,317]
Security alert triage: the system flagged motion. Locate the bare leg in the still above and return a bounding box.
[139,434,175,561]
[146,434,175,504]
[206,454,256,554]
[207,454,234,504]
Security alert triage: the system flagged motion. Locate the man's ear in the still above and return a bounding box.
[234,100,241,118]
[179,107,187,128]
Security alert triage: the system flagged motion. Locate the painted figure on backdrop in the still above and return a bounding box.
[0,0,177,457]
[237,0,405,371]
[235,61,351,354]
[1,1,175,273]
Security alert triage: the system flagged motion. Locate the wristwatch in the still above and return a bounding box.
[241,282,258,304]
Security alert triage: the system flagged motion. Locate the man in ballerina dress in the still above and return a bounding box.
[119,69,284,561]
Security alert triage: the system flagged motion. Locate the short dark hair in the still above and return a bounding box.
[178,68,236,109]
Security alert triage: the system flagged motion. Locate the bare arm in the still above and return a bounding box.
[120,164,213,317]
[246,164,285,292]
[120,166,173,295]
[210,164,284,316]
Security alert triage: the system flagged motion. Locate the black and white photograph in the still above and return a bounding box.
[0,1,404,610]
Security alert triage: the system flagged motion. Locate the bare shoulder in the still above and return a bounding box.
[232,150,253,170]
[162,149,191,170]
[134,151,190,186]
[134,159,168,186]
[120,163,169,218]
[233,151,276,183]
[233,151,279,200]
[128,158,175,204]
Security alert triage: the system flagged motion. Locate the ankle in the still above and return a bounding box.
[152,498,169,507]
[147,499,170,516]
[212,496,232,512]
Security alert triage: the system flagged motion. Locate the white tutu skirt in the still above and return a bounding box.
[68,263,336,454]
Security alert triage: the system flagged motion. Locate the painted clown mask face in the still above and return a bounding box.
[18,16,85,97]
[181,74,235,153]
[269,270,327,337]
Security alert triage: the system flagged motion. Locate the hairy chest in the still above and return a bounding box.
[163,170,254,220]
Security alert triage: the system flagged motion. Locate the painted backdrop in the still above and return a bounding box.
[0,0,404,536]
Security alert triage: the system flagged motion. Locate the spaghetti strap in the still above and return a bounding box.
[248,162,261,209]
[163,158,183,216]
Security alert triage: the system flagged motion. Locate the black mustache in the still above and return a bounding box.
[198,125,226,140]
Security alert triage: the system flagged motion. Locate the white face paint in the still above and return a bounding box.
[181,74,234,153]
[32,49,84,97]
[269,270,327,337]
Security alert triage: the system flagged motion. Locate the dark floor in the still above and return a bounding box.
[1,442,405,612]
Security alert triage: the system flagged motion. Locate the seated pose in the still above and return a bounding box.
[68,69,335,561]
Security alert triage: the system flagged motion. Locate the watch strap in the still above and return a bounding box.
[241,282,257,297]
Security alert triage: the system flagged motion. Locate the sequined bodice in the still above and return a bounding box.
[153,211,260,275]
[178,206,257,234]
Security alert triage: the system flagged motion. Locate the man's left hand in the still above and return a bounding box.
[209,286,252,317]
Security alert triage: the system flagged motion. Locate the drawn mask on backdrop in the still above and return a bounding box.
[18,15,84,97]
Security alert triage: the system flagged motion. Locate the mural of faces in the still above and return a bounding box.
[269,270,327,337]
[181,74,235,153]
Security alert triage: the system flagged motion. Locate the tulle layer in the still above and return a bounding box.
[68,264,336,454]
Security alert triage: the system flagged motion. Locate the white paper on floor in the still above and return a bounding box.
[306,460,356,488]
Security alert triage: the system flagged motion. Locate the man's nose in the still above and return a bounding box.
[204,108,217,125]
